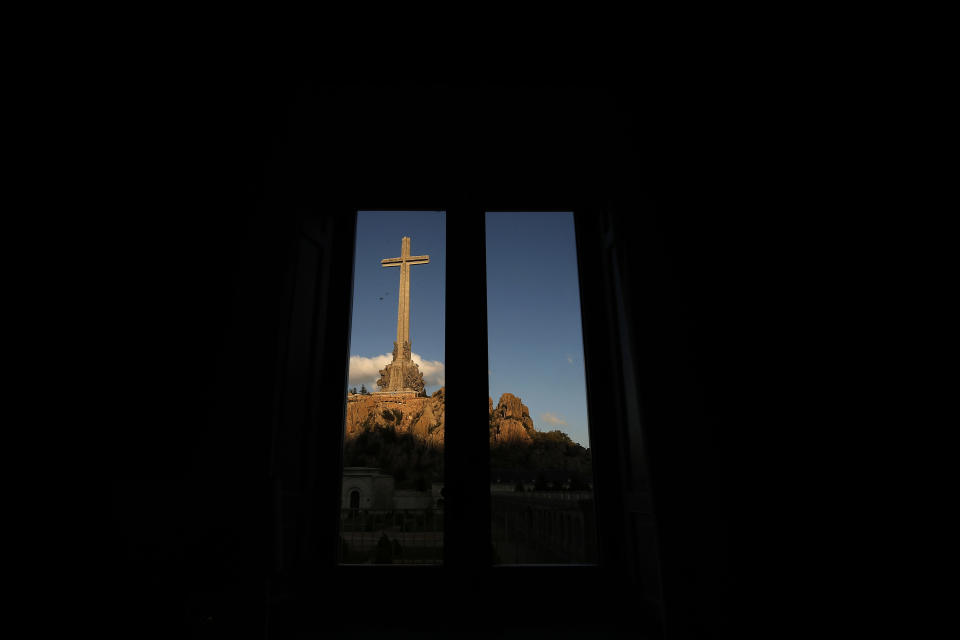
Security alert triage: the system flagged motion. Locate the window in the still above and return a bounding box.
[270,205,664,636]
[335,211,601,566]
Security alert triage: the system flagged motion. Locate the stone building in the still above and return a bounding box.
[341,467,442,510]
[341,467,394,510]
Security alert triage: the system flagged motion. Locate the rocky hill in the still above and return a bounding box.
[343,387,591,490]
[345,387,546,447]
[345,387,446,447]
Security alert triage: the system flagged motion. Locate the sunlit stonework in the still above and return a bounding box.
[376,236,428,396]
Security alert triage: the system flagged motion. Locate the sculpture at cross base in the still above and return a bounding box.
[376,236,429,396]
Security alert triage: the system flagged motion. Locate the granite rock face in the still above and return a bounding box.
[345,387,538,447]
[489,392,535,445]
[345,387,444,445]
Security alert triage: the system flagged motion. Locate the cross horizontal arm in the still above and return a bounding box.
[381,255,430,267]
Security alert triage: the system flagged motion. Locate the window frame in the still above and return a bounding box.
[267,203,664,636]
[334,207,612,570]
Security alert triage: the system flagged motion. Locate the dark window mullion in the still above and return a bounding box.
[443,207,492,573]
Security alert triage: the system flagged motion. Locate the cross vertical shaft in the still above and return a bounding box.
[398,237,410,344]
[381,236,430,357]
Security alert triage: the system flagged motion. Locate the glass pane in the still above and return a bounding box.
[486,212,597,564]
[339,211,446,564]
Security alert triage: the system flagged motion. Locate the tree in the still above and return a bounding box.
[360,384,368,395]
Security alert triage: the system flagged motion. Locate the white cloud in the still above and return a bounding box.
[566,356,573,364]
[348,353,391,389]
[540,412,568,427]
[348,352,445,390]
[411,352,445,387]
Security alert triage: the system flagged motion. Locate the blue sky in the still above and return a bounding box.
[347,211,447,395]
[347,211,591,447]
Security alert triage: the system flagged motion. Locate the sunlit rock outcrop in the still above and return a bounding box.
[346,387,540,447]
[345,388,445,444]
[489,392,535,445]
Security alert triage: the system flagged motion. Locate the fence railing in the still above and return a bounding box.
[338,501,597,564]
[339,508,444,564]
[340,508,443,533]
[492,491,594,503]
[490,495,596,563]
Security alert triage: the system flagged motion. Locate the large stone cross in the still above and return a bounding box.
[377,237,430,393]
[381,236,430,348]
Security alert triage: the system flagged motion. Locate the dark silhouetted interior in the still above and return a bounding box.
[113,71,813,638]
